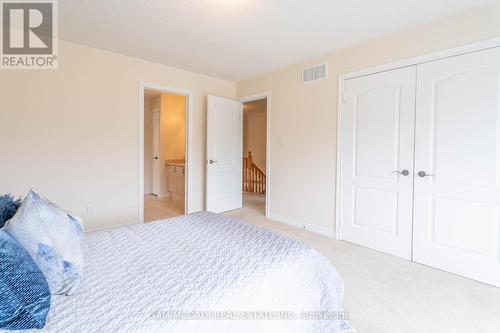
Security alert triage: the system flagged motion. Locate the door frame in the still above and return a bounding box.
[239,91,272,218]
[138,81,194,223]
[335,36,500,240]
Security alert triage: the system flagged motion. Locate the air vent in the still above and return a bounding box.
[303,62,328,84]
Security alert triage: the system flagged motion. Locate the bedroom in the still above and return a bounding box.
[1,1,500,332]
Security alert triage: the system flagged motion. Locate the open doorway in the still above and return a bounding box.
[242,97,268,217]
[142,88,187,222]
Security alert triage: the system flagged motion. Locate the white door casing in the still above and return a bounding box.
[138,82,194,223]
[340,66,417,259]
[206,95,243,213]
[412,47,500,287]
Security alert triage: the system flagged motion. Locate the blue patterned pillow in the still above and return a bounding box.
[0,230,51,330]
[0,194,22,228]
[4,190,84,295]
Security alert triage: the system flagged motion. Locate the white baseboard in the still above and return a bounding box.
[268,213,334,239]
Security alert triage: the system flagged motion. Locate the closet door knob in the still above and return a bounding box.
[393,169,410,176]
[418,171,434,177]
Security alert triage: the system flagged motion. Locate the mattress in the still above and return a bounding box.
[9,212,353,333]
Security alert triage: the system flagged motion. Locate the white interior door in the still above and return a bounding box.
[206,95,243,213]
[152,110,161,196]
[340,66,416,259]
[413,47,500,287]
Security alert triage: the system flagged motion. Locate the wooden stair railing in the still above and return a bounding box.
[243,151,266,194]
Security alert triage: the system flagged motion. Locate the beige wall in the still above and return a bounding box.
[237,3,500,234]
[243,103,267,172]
[0,40,235,231]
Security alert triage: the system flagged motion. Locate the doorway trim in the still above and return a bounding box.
[239,91,272,218]
[138,81,194,223]
[335,37,500,240]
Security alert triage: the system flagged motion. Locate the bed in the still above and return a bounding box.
[14,212,353,333]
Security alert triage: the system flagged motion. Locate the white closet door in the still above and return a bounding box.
[413,47,500,287]
[340,66,416,259]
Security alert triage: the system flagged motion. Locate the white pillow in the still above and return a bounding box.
[4,190,84,295]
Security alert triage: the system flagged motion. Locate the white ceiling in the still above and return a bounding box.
[60,0,494,81]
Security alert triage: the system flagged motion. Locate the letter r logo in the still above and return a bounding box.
[2,2,53,54]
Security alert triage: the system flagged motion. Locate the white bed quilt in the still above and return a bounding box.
[14,212,353,333]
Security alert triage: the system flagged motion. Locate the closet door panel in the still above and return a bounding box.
[413,47,500,287]
[340,66,416,259]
